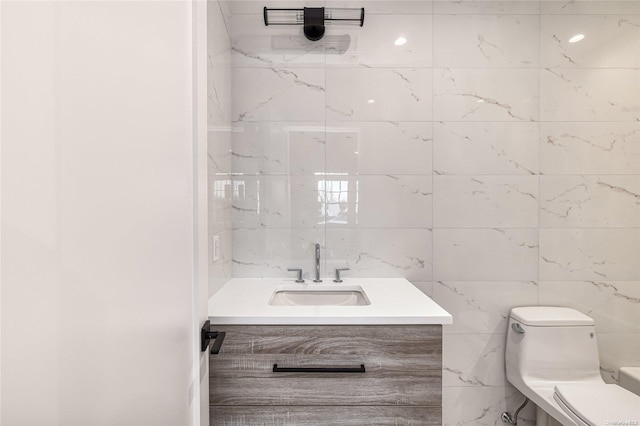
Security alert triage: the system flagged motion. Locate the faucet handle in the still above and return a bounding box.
[287,268,304,283]
[334,268,350,283]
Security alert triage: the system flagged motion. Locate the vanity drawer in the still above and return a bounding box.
[209,325,442,407]
[210,406,442,425]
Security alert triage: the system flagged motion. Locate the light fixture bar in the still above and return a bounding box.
[263,7,365,40]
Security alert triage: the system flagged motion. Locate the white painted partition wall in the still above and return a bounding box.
[1,1,209,425]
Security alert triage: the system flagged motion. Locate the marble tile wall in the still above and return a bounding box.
[208,0,234,295]
[220,0,640,424]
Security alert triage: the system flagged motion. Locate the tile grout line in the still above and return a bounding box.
[324,0,328,279]
[431,3,436,294]
[537,0,542,307]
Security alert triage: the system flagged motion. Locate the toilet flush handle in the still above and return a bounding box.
[511,322,525,334]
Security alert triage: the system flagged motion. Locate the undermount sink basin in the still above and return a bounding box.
[269,285,371,306]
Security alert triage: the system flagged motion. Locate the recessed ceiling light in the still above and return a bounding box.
[569,34,585,43]
[394,36,407,46]
[367,99,376,104]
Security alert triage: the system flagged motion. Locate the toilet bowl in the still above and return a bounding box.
[620,367,640,397]
[553,383,640,426]
[505,306,640,426]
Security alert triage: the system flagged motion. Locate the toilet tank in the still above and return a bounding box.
[506,307,603,386]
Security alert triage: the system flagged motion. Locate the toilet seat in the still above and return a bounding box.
[554,383,640,426]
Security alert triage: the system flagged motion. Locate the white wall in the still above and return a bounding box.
[227,1,640,424]
[195,2,211,424]
[1,2,202,424]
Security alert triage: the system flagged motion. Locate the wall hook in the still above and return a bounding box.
[201,320,226,355]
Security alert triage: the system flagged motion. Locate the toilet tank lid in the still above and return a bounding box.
[510,307,594,326]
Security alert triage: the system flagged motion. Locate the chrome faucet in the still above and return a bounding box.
[313,243,322,282]
[287,268,304,283]
[333,267,349,283]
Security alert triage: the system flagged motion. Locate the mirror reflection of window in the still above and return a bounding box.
[212,178,232,201]
[319,177,358,225]
[233,179,246,202]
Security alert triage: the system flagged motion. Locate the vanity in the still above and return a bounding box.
[207,278,452,425]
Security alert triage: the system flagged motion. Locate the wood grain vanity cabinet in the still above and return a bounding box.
[209,324,442,425]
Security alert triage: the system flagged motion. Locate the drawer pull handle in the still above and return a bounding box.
[272,364,366,373]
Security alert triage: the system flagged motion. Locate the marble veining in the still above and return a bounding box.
[434,175,538,228]
[443,333,508,387]
[233,228,325,279]
[541,1,640,16]
[326,68,432,121]
[434,229,538,281]
[443,386,535,426]
[433,14,539,68]
[541,123,640,174]
[326,121,432,175]
[540,176,640,227]
[434,122,539,175]
[541,68,640,121]
[598,333,640,384]
[539,229,640,281]
[434,68,539,122]
[435,281,538,335]
[233,122,325,175]
[233,67,325,122]
[435,1,540,15]
[539,281,640,334]
[326,228,432,282]
[326,14,433,68]
[541,15,640,68]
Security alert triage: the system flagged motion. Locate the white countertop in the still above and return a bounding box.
[208,278,453,325]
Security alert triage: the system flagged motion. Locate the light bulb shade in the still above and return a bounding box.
[324,8,365,26]
[263,8,304,26]
[264,7,365,41]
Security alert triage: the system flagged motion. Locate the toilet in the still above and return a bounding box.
[505,306,640,426]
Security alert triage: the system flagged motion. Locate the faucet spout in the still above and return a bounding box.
[313,243,322,282]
